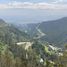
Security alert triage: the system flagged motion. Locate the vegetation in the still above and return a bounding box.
[0,18,67,67]
[0,40,67,67]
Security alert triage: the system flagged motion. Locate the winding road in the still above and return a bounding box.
[34,23,46,39]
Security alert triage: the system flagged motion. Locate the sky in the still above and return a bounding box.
[0,0,67,24]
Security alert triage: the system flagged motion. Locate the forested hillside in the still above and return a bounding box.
[39,17,67,47]
[0,19,30,45]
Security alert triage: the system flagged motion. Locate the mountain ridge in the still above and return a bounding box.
[15,17,67,47]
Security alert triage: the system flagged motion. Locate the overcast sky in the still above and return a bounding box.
[0,0,67,24]
[0,0,67,3]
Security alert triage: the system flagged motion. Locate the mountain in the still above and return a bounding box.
[38,17,67,47]
[15,17,67,47]
[0,19,30,45]
[0,18,67,67]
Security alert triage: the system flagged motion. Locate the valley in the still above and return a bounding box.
[16,17,67,47]
[0,17,67,67]
[0,0,67,66]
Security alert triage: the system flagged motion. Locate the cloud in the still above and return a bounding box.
[0,1,67,10]
[52,0,63,4]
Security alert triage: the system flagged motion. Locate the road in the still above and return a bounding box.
[34,23,46,39]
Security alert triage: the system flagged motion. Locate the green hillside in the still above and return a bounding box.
[0,19,30,45]
[39,17,67,47]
